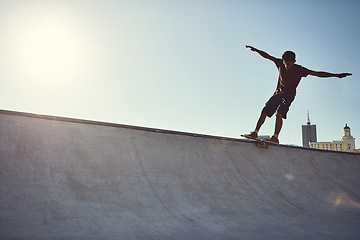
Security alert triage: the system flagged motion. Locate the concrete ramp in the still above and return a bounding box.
[0,110,360,240]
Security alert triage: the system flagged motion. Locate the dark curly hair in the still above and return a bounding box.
[282,51,296,62]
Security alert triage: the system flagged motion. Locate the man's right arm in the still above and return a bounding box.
[245,45,277,62]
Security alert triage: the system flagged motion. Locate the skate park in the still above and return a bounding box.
[0,109,359,240]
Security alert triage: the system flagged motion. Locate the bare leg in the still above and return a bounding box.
[244,113,267,139]
[274,113,283,136]
[255,113,267,131]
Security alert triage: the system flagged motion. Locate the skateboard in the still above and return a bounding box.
[240,135,278,149]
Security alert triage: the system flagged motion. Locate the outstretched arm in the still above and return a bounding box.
[309,70,352,78]
[245,45,277,62]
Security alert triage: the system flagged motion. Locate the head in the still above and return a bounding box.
[282,51,296,70]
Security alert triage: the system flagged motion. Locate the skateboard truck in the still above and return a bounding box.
[241,135,278,149]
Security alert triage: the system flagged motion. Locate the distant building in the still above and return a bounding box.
[309,124,357,152]
[302,112,317,148]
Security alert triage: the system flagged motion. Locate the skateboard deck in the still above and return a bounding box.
[240,135,278,149]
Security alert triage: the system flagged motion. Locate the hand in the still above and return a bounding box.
[337,73,352,78]
[245,45,257,52]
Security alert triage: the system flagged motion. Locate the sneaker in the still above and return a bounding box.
[264,136,279,144]
[243,131,258,140]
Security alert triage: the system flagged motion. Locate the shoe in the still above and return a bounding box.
[264,136,279,144]
[244,131,258,139]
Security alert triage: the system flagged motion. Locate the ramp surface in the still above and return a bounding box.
[0,110,360,240]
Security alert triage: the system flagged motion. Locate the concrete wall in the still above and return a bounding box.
[0,110,360,240]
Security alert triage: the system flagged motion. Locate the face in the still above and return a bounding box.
[283,60,296,70]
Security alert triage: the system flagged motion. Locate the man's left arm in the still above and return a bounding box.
[309,70,352,78]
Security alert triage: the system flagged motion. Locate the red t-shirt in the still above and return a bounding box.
[273,58,310,101]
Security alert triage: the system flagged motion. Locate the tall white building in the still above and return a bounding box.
[309,124,356,152]
[302,112,317,148]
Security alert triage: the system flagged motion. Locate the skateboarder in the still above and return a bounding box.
[244,45,352,144]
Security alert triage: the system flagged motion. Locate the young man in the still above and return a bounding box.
[244,45,352,144]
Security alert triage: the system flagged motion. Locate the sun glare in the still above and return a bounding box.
[5,3,93,90]
[17,21,82,80]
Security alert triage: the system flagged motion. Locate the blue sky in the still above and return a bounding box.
[0,0,359,146]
